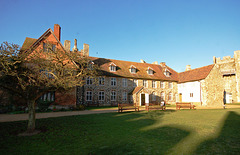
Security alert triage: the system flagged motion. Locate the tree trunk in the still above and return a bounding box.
[27,99,36,132]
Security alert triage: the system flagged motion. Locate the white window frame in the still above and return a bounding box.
[111,90,116,101]
[99,91,105,101]
[130,68,136,74]
[111,77,117,86]
[160,92,165,101]
[133,79,138,87]
[86,91,92,101]
[99,77,105,86]
[122,92,127,101]
[110,64,117,72]
[160,81,164,88]
[152,80,156,88]
[122,78,127,87]
[143,80,148,87]
[86,77,93,85]
[169,82,173,89]
[168,92,172,101]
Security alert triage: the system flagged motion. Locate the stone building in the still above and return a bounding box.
[12,24,240,107]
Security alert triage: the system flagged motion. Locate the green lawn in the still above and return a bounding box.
[0,109,240,155]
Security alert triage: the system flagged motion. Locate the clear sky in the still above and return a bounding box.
[1,0,239,72]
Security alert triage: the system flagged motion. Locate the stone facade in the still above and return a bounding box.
[80,77,178,106]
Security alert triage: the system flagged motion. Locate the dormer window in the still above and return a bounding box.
[88,61,94,70]
[147,67,154,75]
[164,69,171,77]
[129,65,137,74]
[109,63,117,72]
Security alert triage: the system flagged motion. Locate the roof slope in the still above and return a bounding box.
[178,64,214,83]
[90,57,179,81]
[21,37,37,52]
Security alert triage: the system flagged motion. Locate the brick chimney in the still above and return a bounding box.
[160,62,166,67]
[54,24,61,41]
[186,65,191,71]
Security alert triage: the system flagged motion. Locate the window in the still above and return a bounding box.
[160,81,164,88]
[111,90,116,101]
[40,92,55,102]
[130,68,136,74]
[43,43,56,52]
[147,69,154,75]
[190,93,194,97]
[86,91,92,101]
[130,65,137,74]
[152,92,156,101]
[99,77,105,86]
[143,80,148,87]
[164,69,171,77]
[99,91,105,101]
[160,92,165,101]
[86,77,93,85]
[88,61,94,70]
[109,63,117,72]
[122,92,127,101]
[122,78,127,87]
[169,82,173,89]
[133,79,138,87]
[168,92,172,101]
[111,77,117,86]
[152,80,156,88]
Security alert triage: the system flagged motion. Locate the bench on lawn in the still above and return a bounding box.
[176,102,195,110]
[145,103,166,112]
[118,103,140,113]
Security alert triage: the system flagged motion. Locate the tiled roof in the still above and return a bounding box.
[20,37,37,52]
[90,57,179,81]
[178,64,214,83]
[129,86,144,95]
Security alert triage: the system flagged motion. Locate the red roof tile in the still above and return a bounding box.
[90,57,179,81]
[178,64,214,83]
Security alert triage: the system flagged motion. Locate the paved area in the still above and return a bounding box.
[0,105,240,123]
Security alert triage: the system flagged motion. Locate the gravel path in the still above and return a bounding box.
[1,105,240,123]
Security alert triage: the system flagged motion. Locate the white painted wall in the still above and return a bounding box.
[178,81,201,102]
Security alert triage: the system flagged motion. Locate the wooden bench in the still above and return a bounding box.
[176,102,195,110]
[118,103,139,113]
[145,103,166,112]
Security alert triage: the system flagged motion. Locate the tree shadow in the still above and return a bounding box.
[195,111,240,154]
[92,111,190,154]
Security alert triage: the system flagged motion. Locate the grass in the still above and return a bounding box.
[0,109,240,155]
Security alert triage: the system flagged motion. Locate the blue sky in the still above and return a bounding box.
[1,0,239,72]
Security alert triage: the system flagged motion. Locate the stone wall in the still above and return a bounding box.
[201,65,224,106]
[81,76,178,106]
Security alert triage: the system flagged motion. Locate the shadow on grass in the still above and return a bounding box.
[0,110,190,154]
[195,111,240,154]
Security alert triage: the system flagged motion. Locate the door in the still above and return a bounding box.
[141,94,145,106]
[179,93,182,102]
[145,93,149,106]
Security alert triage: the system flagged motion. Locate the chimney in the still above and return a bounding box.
[83,43,89,56]
[186,65,191,71]
[64,40,71,52]
[152,61,158,65]
[160,62,166,67]
[140,59,146,63]
[72,39,78,52]
[54,24,61,41]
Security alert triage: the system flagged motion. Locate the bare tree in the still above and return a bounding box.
[0,42,98,133]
